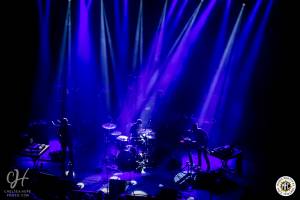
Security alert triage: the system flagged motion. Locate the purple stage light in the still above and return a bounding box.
[119,0,168,127]
[233,0,262,66]
[143,0,168,73]
[100,0,110,111]
[153,0,168,65]
[224,1,273,138]
[198,3,245,132]
[32,0,52,118]
[207,1,265,141]
[166,0,204,59]
[165,0,178,25]
[104,12,117,70]
[121,0,129,64]
[37,0,51,67]
[160,0,217,91]
[120,0,216,128]
[208,0,231,70]
[76,0,92,62]
[169,0,189,33]
[133,0,143,70]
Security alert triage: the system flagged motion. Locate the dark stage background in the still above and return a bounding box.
[1,0,299,199]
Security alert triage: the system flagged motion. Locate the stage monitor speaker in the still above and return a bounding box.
[31,172,74,199]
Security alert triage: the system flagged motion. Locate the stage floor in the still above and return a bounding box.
[12,140,254,200]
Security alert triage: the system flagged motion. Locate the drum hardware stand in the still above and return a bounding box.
[136,152,149,172]
[101,122,117,166]
[135,136,151,173]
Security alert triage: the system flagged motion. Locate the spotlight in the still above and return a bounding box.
[130,180,137,185]
[76,182,85,189]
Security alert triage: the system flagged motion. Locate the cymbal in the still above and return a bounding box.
[111,131,122,136]
[102,123,116,130]
[116,135,128,142]
[141,131,156,139]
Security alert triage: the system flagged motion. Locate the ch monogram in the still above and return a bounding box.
[6,169,29,189]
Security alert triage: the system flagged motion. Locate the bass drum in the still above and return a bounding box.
[116,148,138,171]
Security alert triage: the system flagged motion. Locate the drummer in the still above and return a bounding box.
[129,119,143,139]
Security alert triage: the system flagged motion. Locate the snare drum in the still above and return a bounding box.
[116,135,129,149]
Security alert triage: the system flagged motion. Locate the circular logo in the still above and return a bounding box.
[276,176,296,196]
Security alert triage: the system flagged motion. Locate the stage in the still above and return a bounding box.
[1,0,297,199]
[12,139,248,200]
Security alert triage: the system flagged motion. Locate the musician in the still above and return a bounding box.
[52,117,74,175]
[129,119,143,138]
[191,123,210,171]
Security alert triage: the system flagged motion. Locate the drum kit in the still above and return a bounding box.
[102,122,156,172]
